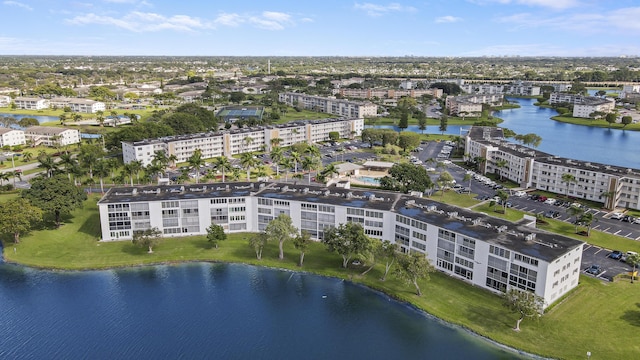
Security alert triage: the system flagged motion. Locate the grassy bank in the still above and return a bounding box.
[552,115,640,131]
[3,196,640,359]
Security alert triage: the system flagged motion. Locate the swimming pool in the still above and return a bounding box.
[355,176,381,185]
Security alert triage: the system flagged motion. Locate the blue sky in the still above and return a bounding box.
[0,0,638,56]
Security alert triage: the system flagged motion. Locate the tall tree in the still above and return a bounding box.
[206,224,227,249]
[37,154,58,178]
[270,146,284,178]
[0,198,43,243]
[322,222,373,268]
[265,214,298,260]
[188,149,205,184]
[416,111,427,134]
[605,112,617,127]
[23,174,87,228]
[626,253,640,284]
[398,132,421,152]
[398,108,409,131]
[395,252,434,296]
[132,227,162,254]
[379,163,433,194]
[213,156,231,182]
[293,230,312,266]
[249,231,269,260]
[561,173,576,198]
[503,289,544,331]
[240,152,257,180]
[379,240,398,281]
[439,115,448,135]
[301,156,321,184]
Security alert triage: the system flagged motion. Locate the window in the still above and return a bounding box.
[489,245,511,259]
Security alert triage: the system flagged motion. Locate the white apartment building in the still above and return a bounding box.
[0,128,26,147]
[548,93,584,105]
[13,97,49,110]
[279,92,378,118]
[0,95,10,107]
[97,182,584,308]
[465,126,640,210]
[572,98,615,118]
[338,88,443,100]
[461,83,540,97]
[445,94,503,116]
[23,126,80,147]
[50,98,105,113]
[123,118,365,166]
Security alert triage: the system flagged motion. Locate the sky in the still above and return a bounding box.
[0,0,639,57]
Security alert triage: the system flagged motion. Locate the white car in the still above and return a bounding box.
[610,212,625,220]
[544,198,556,205]
[441,160,452,164]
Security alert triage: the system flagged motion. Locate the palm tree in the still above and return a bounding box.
[230,167,242,181]
[167,154,178,169]
[255,165,268,180]
[463,172,473,195]
[302,156,320,184]
[213,156,232,182]
[93,159,110,193]
[78,145,103,179]
[305,144,321,159]
[290,151,301,173]
[11,170,22,187]
[22,152,33,162]
[599,191,615,210]
[495,159,507,181]
[0,172,10,185]
[188,149,205,184]
[240,152,257,181]
[561,173,576,199]
[59,152,77,181]
[243,136,254,153]
[280,157,293,182]
[270,137,282,149]
[318,163,339,183]
[59,113,67,125]
[129,160,143,185]
[270,146,284,178]
[37,154,57,178]
[473,156,486,173]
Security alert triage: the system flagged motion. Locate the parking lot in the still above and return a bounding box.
[581,245,634,281]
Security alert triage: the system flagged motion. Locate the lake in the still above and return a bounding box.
[370,98,640,169]
[0,262,529,359]
[0,113,60,124]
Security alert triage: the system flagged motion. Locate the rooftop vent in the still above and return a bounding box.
[525,233,536,242]
[426,205,437,212]
[472,218,482,226]
[405,200,416,207]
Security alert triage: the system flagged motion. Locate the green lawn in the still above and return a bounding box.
[552,115,640,131]
[0,191,19,203]
[5,197,640,359]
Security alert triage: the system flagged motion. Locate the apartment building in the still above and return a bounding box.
[572,98,615,118]
[279,92,378,118]
[13,97,49,110]
[465,126,640,210]
[460,82,540,97]
[0,95,10,107]
[23,126,80,147]
[445,94,503,116]
[49,98,106,113]
[338,88,443,100]
[97,182,584,308]
[122,118,365,166]
[548,93,584,105]
[0,128,26,147]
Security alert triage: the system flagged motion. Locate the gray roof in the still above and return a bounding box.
[98,181,582,261]
[24,126,75,135]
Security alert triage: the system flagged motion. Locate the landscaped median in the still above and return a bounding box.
[3,196,640,359]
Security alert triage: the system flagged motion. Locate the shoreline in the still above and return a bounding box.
[0,256,547,359]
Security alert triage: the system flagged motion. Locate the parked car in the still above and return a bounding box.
[544,210,560,218]
[622,251,638,263]
[609,250,624,260]
[513,190,527,197]
[544,198,556,205]
[610,212,625,220]
[585,265,602,275]
[622,215,636,223]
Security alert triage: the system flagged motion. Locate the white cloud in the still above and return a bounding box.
[65,11,213,32]
[469,0,580,10]
[435,16,462,23]
[66,10,303,32]
[354,2,417,17]
[3,1,33,11]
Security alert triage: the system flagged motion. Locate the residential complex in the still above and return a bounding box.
[49,98,106,113]
[460,82,541,96]
[445,94,503,116]
[337,88,443,100]
[97,181,584,308]
[122,117,364,166]
[13,97,50,110]
[279,92,378,118]
[0,128,26,147]
[548,93,615,118]
[23,126,80,147]
[465,126,640,210]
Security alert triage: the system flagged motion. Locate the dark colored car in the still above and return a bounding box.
[609,250,623,260]
[586,265,602,275]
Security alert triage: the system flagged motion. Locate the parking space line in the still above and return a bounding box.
[614,230,622,235]
[625,232,634,238]
[593,224,601,229]
[583,245,592,251]
[594,248,604,255]
[603,227,611,232]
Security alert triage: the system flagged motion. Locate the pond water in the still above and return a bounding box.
[0,262,529,359]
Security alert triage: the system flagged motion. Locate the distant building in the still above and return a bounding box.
[0,128,26,147]
[176,90,205,103]
[279,92,377,118]
[122,118,364,166]
[0,95,10,107]
[572,98,615,118]
[445,94,503,116]
[460,82,540,96]
[13,97,49,110]
[23,126,80,147]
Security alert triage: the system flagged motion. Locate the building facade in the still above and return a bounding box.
[279,92,378,118]
[0,128,26,147]
[23,126,80,147]
[465,126,640,210]
[445,94,503,116]
[13,97,50,110]
[97,182,584,308]
[122,118,364,166]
